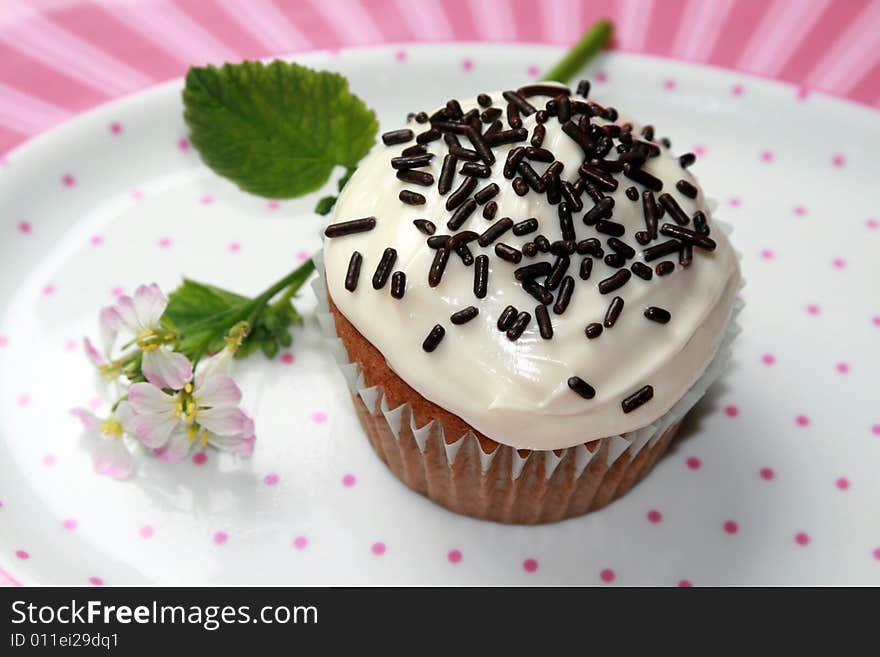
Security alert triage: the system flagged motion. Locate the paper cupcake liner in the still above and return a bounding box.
[311,220,744,524]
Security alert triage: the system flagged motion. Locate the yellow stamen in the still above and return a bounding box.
[101,418,123,439]
[186,424,199,443]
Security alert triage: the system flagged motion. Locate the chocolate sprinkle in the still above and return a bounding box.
[438,154,458,195]
[558,201,575,241]
[635,230,651,245]
[517,160,546,193]
[659,223,717,251]
[451,306,479,325]
[506,311,532,341]
[576,79,591,97]
[372,248,397,289]
[345,251,362,292]
[390,271,406,299]
[598,268,632,294]
[579,257,593,280]
[446,175,478,211]
[460,162,491,178]
[324,216,376,238]
[396,169,434,186]
[467,127,496,164]
[579,163,619,191]
[518,84,571,98]
[482,201,498,220]
[524,146,554,163]
[604,296,624,327]
[625,186,639,201]
[503,147,526,179]
[546,255,570,291]
[422,324,446,352]
[631,261,653,280]
[474,254,489,298]
[382,129,414,146]
[553,275,574,315]
[676,179,698,198]
[494,242,522,264]
[622,385,654,413]
[506,101,522,129]
[642,190,659,239]
[577,238,602,257]
[584,323,603,339]
[478,217,514,247]
[582,197,614,225]
[428,248,450,287]
[497,305,517,330]
[416,128,441,145]
[560,181,584,212]
[447,197,477,230]
[399,190,426,205]
[644,306,671,323]
[522,241,538,257]
[595,220,625,237]
[535,235,551,252]
[679,153,696,168]
[502,90,537,116]
[550,240,576,256]
[512,218,539,236]
[512,177,529,196]
[480,107,502,122]
[535,304,553,339]
[456,243,474,266]
[606,237,636,259]
[477,93,492,107]
[692,211,710,235]
[484,128,528,147]
[515,262,552,281]
[426,235,451,249]
[414,111,429,123]
[401,144,427,157]
[679,243,693,267]
[531,124,546,147]
[658,193,690,225]
[604,253,625,268]
[623,163,663,191]
[413,219,436,235]
[655,260,675,276]
[474,182,500,204]
[643,239,682,262]
[567,376,596,399]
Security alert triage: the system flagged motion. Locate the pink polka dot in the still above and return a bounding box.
[595,71,608,83]
[0,335,7,347]
[268,200,280,210]
[292,536,308,550]
[200,195,213,205]
[130,189,143,200]
[692,144,706,157]
[760,467,775,481]
[526,64,540,77]
[795,415,810,427]
[806,304,820,316]
[109,122,122,134]
[139,525,155,539]
[872,424,880,436]
[342,474,356,487]
[158,237,172,248]
[686,456,701,470]
[793,205,807,217]
[663,78,677,91]
[795,532,810,546]
[724,405,739,418]
[873,315,880,327]
[228,242,241,253]
[728,197,742,207]
[867,218,878,230]
[62,518,77,530]
[15,550,28,560]
[731,84,745,96]
[835,362,850,374]
[523,558,538,573]
[42,284,55,296]
[296,249,310,262]
[760,248,774,261]
[759,150,774,163]
[647,509,662,523]
[42,454,57,467]
[213,531,228,545]
[110,286,124,298]
[16,220,31,234]
[178,138,190,151]
[678,579,693,588]
[264,473,279,486]
[832,257,846,269]
[835,477,850,491]
[461,58,474,72]
[192,452,207,465]
[873,547,880,561]
[62,173,76,187]
[17,394,30,407]
[371,542,386,556]
[64,339,77,351]
[311,411,327,424]
[280,352,295,365]
[723,520,739,534]
[762,354,776,365]
[394,49,406,62]
[600,568,615,583]
[90,234,103,246]
[89,576,104,586]
[447,549,462,564]
[831,154,846,168]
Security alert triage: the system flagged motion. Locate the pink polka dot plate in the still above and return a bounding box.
[0,45,878,586]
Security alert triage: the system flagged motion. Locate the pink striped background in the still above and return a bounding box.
[0,0,878,156]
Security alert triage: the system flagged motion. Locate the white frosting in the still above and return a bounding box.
[323,89,740,450]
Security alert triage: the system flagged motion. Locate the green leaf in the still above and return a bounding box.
[314,195,337,216]
[183,60,378,199]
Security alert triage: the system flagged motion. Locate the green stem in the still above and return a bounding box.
[542,19,613,84]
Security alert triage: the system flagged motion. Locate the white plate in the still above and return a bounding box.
[1,45,879,586]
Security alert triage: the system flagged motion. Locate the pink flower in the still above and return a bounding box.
[127,356,255,461]
[70,404,136,479]
[102,284,192,389]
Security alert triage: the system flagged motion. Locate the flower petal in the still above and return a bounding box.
[114,401,136,432]
[128,382,176,414]
[83,337,105,367]
[129,412,180,448]
[141,348,193,390]
[113,295,143,334]
[70,407,101,434]
[92,439,134,479]
[195,373,241,409]
[98,306,122,354]
[194,348,232,387]
[154,427,193,463]
[133,283,167,329]
[197,406,253,437]
[208,432,255,457]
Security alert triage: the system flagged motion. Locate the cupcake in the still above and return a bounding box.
[318,81,741,524]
